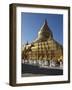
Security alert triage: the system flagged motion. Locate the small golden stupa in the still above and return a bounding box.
[22,20,63,66]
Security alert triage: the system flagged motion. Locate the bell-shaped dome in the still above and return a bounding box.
[34,19,53,42]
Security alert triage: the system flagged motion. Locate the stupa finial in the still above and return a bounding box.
[45,19,47,25]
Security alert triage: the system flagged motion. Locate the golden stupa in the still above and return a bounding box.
[22,20,63,66]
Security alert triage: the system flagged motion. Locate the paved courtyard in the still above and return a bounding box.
[22,63,63,77]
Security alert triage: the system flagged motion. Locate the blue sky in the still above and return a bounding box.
[21,12,63,45]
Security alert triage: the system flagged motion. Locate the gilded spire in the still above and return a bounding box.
[34,19,53,42]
